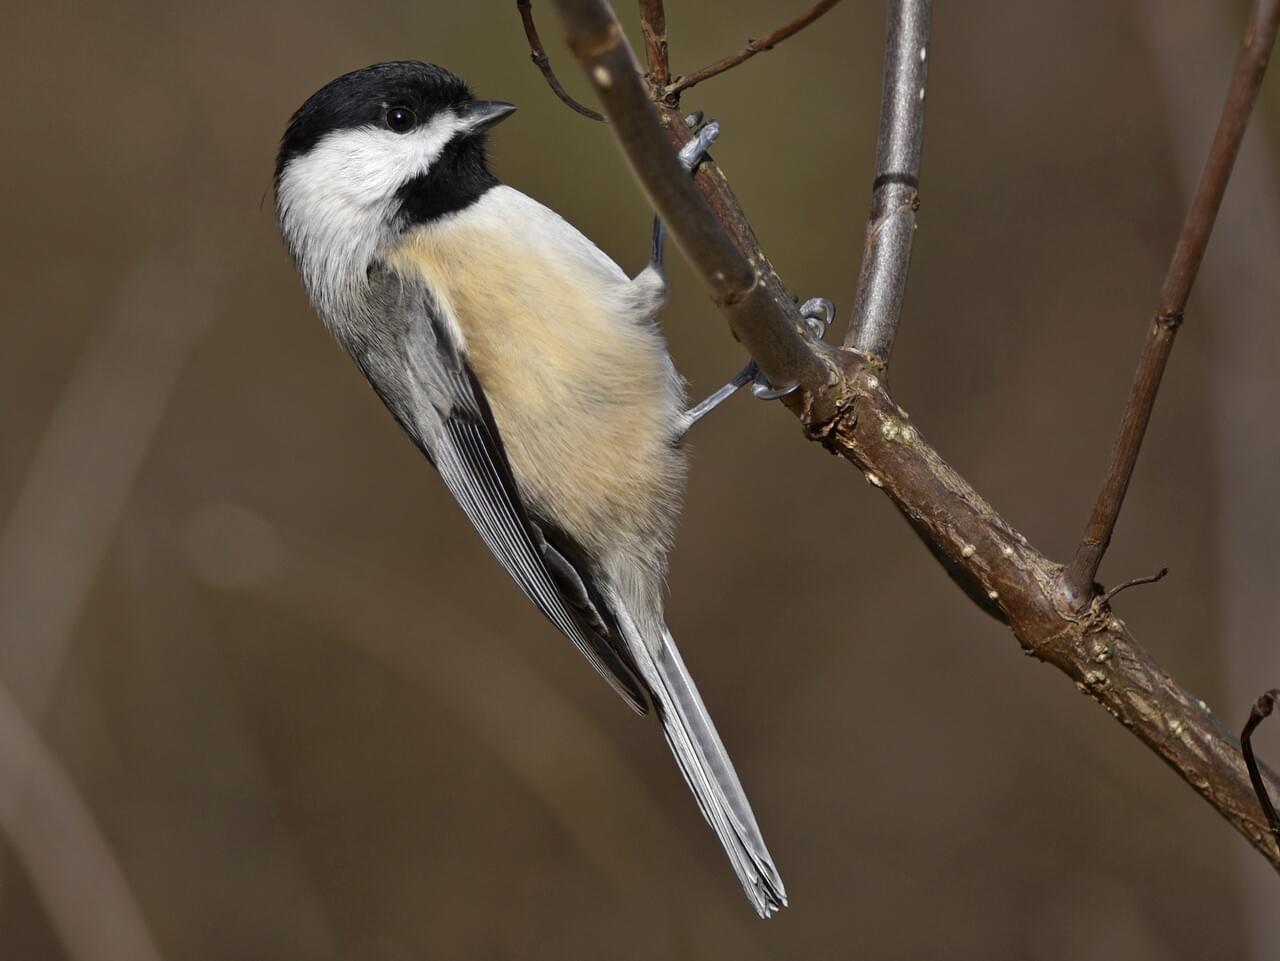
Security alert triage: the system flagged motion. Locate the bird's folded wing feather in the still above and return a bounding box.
[359,266,648,714]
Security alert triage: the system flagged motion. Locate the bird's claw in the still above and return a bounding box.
[671,116,833,405]
[749,297,836,400]
[648,116,721,276]
[749,363,795,400]
[678,117,720,173]
[798,297,835,339]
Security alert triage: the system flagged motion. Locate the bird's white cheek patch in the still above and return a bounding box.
[282,110,464,214]
[276,110,467,307]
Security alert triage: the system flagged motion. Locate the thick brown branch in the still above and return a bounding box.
[664,0,845,98]
[550,0,1280,872]
[517,0,606,121]
[550,0,833,394]
[808,359,1280,869]
[845,0,933,365]
[1063,0,1280,606]
[638,0,670,88]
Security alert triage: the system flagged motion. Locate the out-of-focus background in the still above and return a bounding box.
[1,1,1277,958]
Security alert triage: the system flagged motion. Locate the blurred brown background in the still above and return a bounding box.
[1,1,1278,958]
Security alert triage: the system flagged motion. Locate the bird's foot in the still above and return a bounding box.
[749,298,836,400]
[677,113,720,172]
[675,301,835,441]
[650,114,722,274]
[674,360,756,442]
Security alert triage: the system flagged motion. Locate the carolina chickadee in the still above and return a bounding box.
[274,61,784,915]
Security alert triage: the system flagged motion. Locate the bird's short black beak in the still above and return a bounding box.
[457,100,518,135]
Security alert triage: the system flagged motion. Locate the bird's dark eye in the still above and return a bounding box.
[385,106,416,133]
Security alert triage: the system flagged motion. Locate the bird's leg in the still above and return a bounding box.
[656,114,752,444]
[647,117,835,440]
[675,361,759,440]
[649,114,720,279]
[675,299,835,443]
[745,298,837,401]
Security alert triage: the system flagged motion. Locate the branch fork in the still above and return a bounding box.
[533,0,1280,874]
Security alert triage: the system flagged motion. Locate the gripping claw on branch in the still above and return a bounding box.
[649,117,720,276]
[677,119,720,173]
[749,297,835,399]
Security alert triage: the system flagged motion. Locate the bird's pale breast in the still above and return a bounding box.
[386,189,686,570]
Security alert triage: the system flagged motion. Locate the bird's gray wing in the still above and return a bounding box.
[353,265,647,714]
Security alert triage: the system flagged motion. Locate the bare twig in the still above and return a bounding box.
[1096,566,1169,606]
[550,0,1280,871]
[1141,3,1280,944]
[1063,0,1280,607]
[550,0,834,395]
[845,0,932,364]
[638,0,671,88]
[516,0,605,121]
[1242,690,1280,846]
[664,0,845,98]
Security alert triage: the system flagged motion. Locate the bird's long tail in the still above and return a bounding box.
[641,628,787,917]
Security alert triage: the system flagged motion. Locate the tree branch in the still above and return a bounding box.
[517,0,606,121]
[549,0,1280,871]
[550,0,834,395]
[806,369,1280,869]
[638,0,670,89]
[664,0,845,98]
[844,0,932,365]
[1063,0,1280,606]
[1242,690,1280,846]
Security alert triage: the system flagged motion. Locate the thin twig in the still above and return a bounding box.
[1097,566,1169,606]
[549,0,1280,872]
[516,0,605,121]
[550,0,834,394]
[638,0,671,89]
[665,0,845,98]
[845,0,933,364]
[1063,0,1280,607]
[1242,690,1280,846]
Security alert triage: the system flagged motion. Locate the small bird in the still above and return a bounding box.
[274,61,784,915]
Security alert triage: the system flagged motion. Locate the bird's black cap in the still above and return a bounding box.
[276,61,513,224]
[276,61,475,179]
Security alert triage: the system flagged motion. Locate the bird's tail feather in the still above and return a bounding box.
[645,628,787,917]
